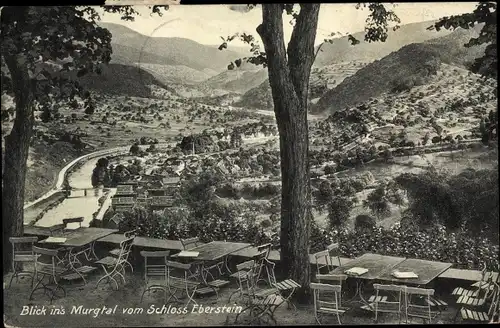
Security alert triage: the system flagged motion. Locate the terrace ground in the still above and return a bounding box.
[4,262,462,327]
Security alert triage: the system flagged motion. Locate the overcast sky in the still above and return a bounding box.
[99,3,478,46]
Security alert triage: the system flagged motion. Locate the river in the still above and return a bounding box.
[34,158,103,229]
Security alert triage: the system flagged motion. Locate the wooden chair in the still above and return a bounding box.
[165,260,201,306]
[95,236,135,290]
[471,266,499,292]
[315,250,334,275]
[253,243,272,286]
[180,237,200,250]
[456,275,496,308]
[8,237,39,288]
[29,246,76,303]
[453,263,488,298]
[140,250,170,303]
[361,284,405,323]
[62,217,84,229]
[311,282,347,325]
[316,274,348,309]
[404,286,440,324]
[327,243,342,267]
[109,229,137,273]
[459,282,500,323]
[48,223,66,236]
[228,260,256,303]
[234,266,283,325]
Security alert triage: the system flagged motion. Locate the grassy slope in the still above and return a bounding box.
[313,27,486,114]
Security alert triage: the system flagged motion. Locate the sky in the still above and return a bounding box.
[98,3,478,46]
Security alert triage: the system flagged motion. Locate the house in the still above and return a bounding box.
[148,196,175,210]
[161,176,180,186]
[116,184,136,197]
[111,197,135,211]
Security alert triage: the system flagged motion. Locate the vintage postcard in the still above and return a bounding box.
[2,2,498,327]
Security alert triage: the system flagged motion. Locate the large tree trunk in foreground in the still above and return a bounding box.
[257,4,320,302]
[2,55,34,275]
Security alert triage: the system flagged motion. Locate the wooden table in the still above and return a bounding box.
[39,228,118,283]
[331,253,406,307]
[331,253,406,280]
[376,258,453,286]
[183,241,252,262]
[172,241,252,289]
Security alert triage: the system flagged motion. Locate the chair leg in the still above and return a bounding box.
[8,272,16,288]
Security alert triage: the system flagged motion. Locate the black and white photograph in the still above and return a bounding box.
[1,2,498,326]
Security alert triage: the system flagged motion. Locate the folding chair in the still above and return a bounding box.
[62,217,84,229]
[180,237,200,250]
[459,282,500,323]
[316,274,348,309]
[314,250,334,275]
[30,246,77,303]
[404,286,440,324]
[456,275,496,308]
[254,243,272,286]
[165,260,200,306]
[234,267,283,325]
[228,260,256,303]
[361,284,405,323]
[140,251,170,303]
[8,237,39,288]
[95,236,135,290]
[452,263,488,298]
[327,243,342,267]
[109,229,137,273]
[48,223,66,236]
[263,258,301,311]
[311,282,347,325]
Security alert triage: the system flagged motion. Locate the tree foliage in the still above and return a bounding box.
[428,1,497,79]
[395,167,499,242]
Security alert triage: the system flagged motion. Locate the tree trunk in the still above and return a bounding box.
[2,54,34,275]
[257,4,320,303]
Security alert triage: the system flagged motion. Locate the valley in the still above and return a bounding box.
[1,13,497,252]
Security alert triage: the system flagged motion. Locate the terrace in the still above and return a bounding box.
[3,226,499,327]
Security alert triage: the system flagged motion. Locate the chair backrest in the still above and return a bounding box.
[32,246,59,276]
[141,250,170,282]
[236,260,255,272]
[256,243,271,259]
[263,258,277,286]
[373,284,405,313]
[314,250,334,275]
[311,282,343,314]
[180,237,199,250]
[49,223,66,235]
[117,236,135,264]
[404,286,435,320]
[166,260,196,288]
[9,237,38,257]
[327,243,342,266]
[63,217,84,228]
[316,274,348,285]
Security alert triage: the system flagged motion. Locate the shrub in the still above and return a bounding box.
[354,214,376,232]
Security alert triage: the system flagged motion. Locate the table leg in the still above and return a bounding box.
[67,248,87,285]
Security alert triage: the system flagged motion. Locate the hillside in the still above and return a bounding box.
[310,63,497,153]
[77,63,170,98]
[233,61,370,110]
[313,20,452,67]
[100,23,245,73]
[313,27,488,114]
[201,67,268,94]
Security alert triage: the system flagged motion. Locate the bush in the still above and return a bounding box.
[354,214,376,232]
[314,225,499,271]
